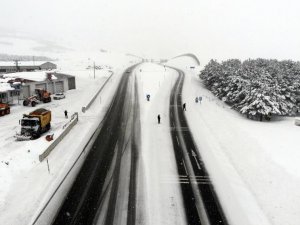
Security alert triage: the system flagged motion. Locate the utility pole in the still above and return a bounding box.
[93,62,96,79]
[14,60,20,72]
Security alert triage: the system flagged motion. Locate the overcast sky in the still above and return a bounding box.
[1,0,300,63]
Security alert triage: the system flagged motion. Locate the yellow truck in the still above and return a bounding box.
[16,108,51,140]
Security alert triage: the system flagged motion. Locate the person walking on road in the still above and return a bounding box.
[183,103,186,111]
[199,96,202,104]
[64,110,68,119]
[157,114,161,124]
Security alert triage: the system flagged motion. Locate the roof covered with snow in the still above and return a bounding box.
[0,83,14,92]
[3,71,57,82]
[0,77,13,83]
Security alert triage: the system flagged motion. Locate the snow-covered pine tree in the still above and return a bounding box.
[199,58,300,120]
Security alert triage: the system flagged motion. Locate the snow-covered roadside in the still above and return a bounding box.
[136,63,187,225]
[179,66,300,225]
[0,57,134,224]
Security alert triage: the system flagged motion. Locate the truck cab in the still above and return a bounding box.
[20,117,40,138]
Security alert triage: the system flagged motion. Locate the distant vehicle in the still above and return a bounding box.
[126,70,131,73]
[0,103,10,116]
[15,108,51,140]
[23,89,51,107]
[53,92,65,100]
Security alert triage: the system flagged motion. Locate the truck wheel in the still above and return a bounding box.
[5,109,10,114]
[31,132,40,139]
[46,123,51,131]
[0,110,4,116]
[23,100,28,106]
[31,101,36,107]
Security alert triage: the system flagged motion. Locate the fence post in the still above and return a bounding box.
[47,159,50,174]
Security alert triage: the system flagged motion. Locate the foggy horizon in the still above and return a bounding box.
[1,0,300,64]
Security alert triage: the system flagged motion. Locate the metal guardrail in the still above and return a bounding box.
[40,70,113,160]
[82,71,113,113]
[31,113,106,225]
[38,112,79,162]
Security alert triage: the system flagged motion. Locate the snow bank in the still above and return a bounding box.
[136,63,187,225]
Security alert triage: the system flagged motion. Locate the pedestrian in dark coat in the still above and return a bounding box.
[157,114,161,124]
[183,103,186,111]
[64,110,68,119]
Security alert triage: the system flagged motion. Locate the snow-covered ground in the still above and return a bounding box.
[135,63,187,225]
[0,52,136,224]
[169,57,300,225]
[1,52,300,225]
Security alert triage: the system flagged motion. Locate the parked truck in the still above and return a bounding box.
[15,108,51,140]
[0,103,10,116]
[23,89,52,107]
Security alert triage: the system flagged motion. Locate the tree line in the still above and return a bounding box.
[199,59,300,121]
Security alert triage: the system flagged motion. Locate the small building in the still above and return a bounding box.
[2,71,76,99]
[0,61,57,74]
[0,82,20,104]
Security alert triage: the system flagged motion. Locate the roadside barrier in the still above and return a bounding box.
[31,113,105,225]
[82,71,113,113]
[39,112,79,162]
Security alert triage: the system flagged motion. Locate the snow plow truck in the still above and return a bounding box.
[0,103,10,116]
[23,89,51,107]
[15,108,51,140]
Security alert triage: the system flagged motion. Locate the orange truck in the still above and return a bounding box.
[23,89,51,107]
[0,103,10,116]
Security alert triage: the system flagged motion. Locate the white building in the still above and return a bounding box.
[0,82,20,104]
[2,71,76,100]
[0,61,57,73]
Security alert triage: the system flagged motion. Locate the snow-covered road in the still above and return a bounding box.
[52,64,141,224]
[1,57,300,225]
[169,67,227,225]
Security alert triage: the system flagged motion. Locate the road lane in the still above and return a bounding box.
[52,65,141,225]
[169,67,228,225]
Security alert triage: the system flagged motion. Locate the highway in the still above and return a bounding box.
[52,65,141,225]
[169,67,228,225]
[51,65,228,225]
